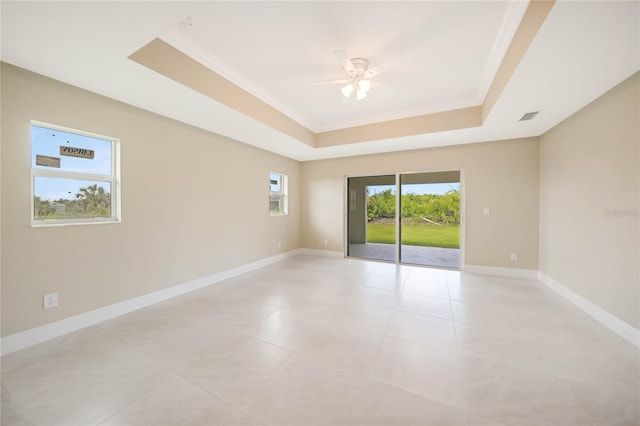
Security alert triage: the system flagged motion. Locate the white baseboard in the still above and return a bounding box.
[0,249,300,356]
[294,248,344,258]
[465,265,639,347]
[538,272,639,348]
[4,251,637,355]
[463,264,538,279]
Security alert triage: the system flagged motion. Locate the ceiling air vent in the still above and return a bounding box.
[519,111,540,121]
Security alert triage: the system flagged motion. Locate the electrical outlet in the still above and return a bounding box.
[510,253,518,261]
[43,293,58,309]
[483,207,491,216]
[323,239,329,246]
[277,241,282,249]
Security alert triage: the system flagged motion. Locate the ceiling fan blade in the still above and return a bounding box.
[334,50,356,75]
[310,78,349,87]
[371,80,394,93]
[367,53,406,77]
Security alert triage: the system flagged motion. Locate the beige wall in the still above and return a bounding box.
[301,138,540,270]
[539,72,639,329]
[4,58,635,341]
[1,63,301,337]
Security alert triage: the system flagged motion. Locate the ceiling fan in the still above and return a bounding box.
[314,50,386,101]
[334,50,373,100]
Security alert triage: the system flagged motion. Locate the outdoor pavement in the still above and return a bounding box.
[348,242,460,269]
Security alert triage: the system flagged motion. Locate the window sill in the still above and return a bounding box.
[31,218,121,228]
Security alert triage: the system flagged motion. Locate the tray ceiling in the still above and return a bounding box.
[2,1,638,161]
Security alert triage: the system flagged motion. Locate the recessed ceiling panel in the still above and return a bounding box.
[166,1,520,132]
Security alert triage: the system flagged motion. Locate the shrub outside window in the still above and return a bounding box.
[30,121,120,226]
[270,172,288,216]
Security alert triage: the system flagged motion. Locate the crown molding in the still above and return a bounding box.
[478,0,530,102]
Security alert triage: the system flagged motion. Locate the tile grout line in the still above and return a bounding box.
[3,256,635,426]
[445,270,474,425]
[527,335,598,426]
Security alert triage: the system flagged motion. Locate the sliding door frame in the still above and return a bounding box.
[344,169,465,269]
[345,173,398,263]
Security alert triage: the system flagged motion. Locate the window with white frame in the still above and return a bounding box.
[269,172,288,216]
[30,121,120,226]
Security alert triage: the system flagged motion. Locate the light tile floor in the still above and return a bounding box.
[2,255,638,425]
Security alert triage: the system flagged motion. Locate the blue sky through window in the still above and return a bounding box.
[34,177,110,202]
[270,172,282,192]
[368,182,460,195]
[31,124,113,201]
[31,125,112,174]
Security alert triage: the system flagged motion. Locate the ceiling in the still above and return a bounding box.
[1,1,638,161]
[163,1,521,132]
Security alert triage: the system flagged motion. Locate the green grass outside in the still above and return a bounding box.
[367,223,460,249]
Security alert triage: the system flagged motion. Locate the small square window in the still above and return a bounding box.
[269,172,288,216]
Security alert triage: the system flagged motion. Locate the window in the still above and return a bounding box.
[269,172,288,216]
[30,121,120,226]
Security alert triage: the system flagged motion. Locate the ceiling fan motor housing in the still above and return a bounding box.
[350,58,369,80]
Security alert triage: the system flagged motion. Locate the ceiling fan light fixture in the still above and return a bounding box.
[334,53,374,101]
[341,80,370,100]
[341,83,354,98]
[359,79,371,93]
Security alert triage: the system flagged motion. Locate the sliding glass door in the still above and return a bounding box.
[347,175,396,262]
[347,171,462,269]
[399,172,461,268]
